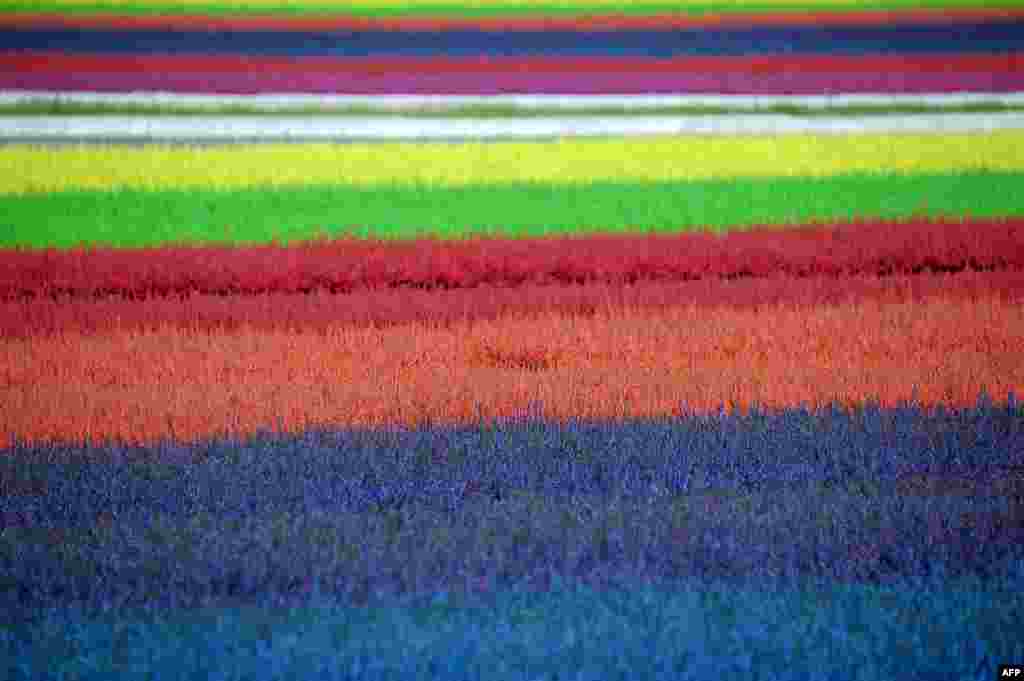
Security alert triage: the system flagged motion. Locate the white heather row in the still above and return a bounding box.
[2,112,1024,143]
[5,91,1024,111]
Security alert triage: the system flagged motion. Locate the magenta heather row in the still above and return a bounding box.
[5,270,1024,339]
[5,70,1024,95]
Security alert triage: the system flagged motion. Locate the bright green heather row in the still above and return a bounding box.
[4,0,1019,18]
[3,133,1021,195]
[2,171,1021,249]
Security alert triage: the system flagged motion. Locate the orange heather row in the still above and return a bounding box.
[3,295,1020,448]
[5,270,1024,339]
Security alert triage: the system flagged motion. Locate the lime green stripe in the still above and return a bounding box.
[3,0,1020,18]
[2,171,1019,250]
[4,132,1022,196]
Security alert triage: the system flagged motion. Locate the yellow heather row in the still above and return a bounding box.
[2,132,1023,195]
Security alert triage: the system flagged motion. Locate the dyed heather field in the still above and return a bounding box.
[3,2,1024,679]
[4,135,1024,678]
[3,134,1024,249]
[4,2,1024,95]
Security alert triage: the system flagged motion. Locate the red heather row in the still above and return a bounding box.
[6,270,1023,339]
[5,8,1022,32]
[3,218,1022,302]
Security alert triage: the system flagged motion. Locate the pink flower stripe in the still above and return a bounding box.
[5,59,1023,94]
[5,270,1023,340]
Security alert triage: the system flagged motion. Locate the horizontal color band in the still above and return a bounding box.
[7,52,1020,75]
[5,0,1020,18]
[5,8,1024,31]
[4,217,1021,298]
[5,22,1022,57]
[3,132,1021,194]
[4,173,1022,250]
[3,69,1019,96]
[7,272,1024,343]
[6,91,1024,111]
[4,113,1023,144]
[5,53,1023,95]
[5,296,1020,447]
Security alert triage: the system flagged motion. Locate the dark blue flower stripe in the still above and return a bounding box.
[5,20,1023,58]
[6,400,1021,529]
[4,398,1022,617]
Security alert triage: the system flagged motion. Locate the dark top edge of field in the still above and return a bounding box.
[3,7,1024,32]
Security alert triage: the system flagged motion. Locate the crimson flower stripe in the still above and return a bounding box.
[4,218,1021,302]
